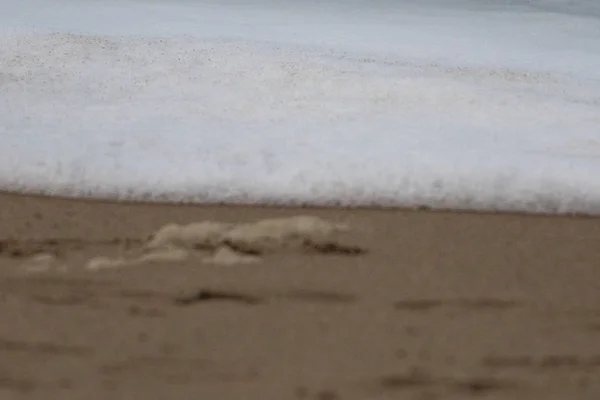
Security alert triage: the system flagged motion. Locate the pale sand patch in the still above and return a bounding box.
[84,216,357,270]
[135,246,189,264]
[145,215,349,253]
[21,253,57,272]
[85,247,189,271]
[202,246,261,266]
[223,216,348,254]
[145,221,234,250]
[86,256,129,271]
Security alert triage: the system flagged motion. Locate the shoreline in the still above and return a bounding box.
[2,190,599,221]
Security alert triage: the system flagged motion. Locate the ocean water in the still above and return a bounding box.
[1,0,599,213]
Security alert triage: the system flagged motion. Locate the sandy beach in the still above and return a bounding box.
[0,192,598,399]
[2,0,600,398]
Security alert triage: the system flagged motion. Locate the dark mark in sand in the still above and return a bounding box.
[174,289,263,306]
[393,298,520,312]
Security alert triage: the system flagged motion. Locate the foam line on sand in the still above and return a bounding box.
[2,3,600,214]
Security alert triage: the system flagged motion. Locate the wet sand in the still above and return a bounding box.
[1,192,600,399]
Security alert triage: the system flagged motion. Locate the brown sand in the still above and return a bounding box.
[1,192,600,400]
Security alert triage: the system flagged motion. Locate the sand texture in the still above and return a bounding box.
[1,192,600,399]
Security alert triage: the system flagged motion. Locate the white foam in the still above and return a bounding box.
[1,0,600,214]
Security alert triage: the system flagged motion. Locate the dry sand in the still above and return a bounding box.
[1,192,600,400]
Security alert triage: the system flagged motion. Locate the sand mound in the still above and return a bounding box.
[202,247,260,266]
[84,216,363,270]
[147,215,349,254]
